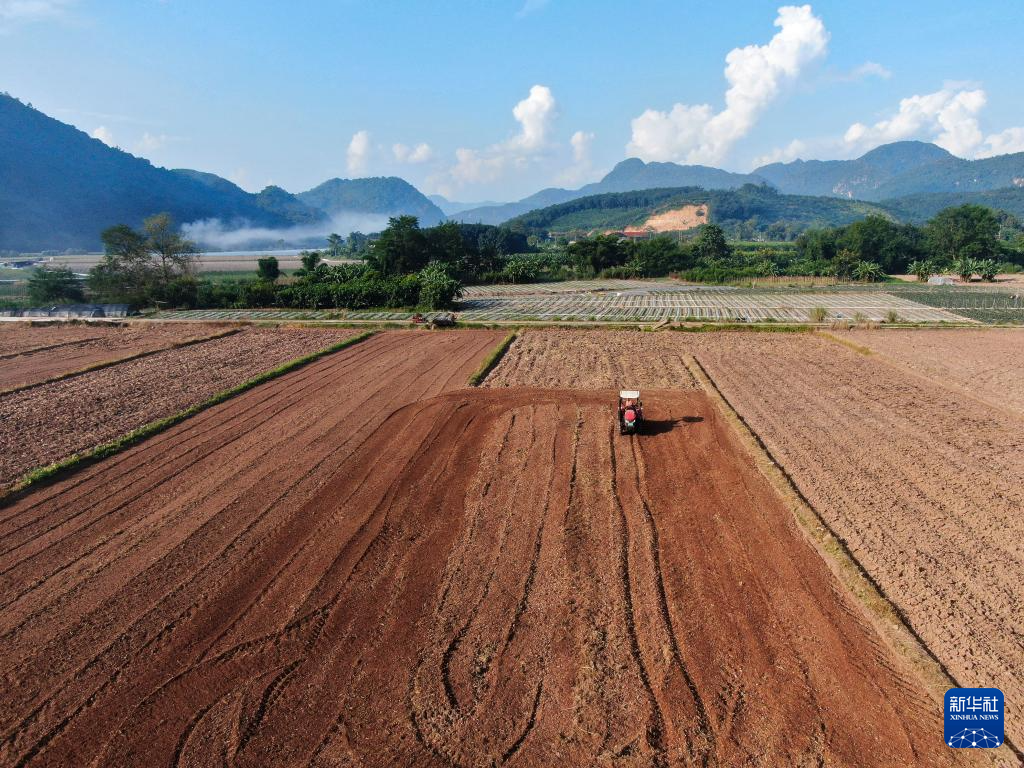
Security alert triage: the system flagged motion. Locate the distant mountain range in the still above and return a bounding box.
[0,94,442,251]
[3,92,1024,252]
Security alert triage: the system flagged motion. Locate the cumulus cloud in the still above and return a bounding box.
[449,84,558,185]
[752,138,809,166]
[0,0,73,31]
[628,4,828,164]
[555,130,598,185]
[347,129,371,175]
[90,125,115,147]
[392,142,433,164]
[841,86,1024,158]
[979,127,1024,157]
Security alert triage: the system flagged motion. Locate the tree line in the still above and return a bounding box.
[22,203,1024,309]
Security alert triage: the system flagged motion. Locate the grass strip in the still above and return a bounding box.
[2,330,375,503]
[0,327,243,396]
[685,353,1018,764]
[468,332,517,386]
[814,330,874,355]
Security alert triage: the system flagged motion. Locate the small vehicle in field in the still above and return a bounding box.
[410,313,427,325]
[618,390,643,435]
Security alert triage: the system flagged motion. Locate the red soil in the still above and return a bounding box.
[0,330,972,766]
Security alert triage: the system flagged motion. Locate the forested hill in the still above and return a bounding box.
[298,177,445,226]
[755,141,1024,201]
[0,94,301,251]
[504,185,889,239]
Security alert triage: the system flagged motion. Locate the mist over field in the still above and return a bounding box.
[181,212,392,250]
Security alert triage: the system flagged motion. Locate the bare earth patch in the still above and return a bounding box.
[641,203,708,232]
[0,327,358,487]
[484,329,698,389]
[837,327,1024,415]
[0,323,113,357]
[488,328,1024,747]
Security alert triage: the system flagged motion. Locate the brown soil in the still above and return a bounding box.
[489,329,1024,749]
[0,323,230,391]
[642,204,708,232]
[0,323,116,357]
[0,327,360,488]
[484,330,699,389]
[837,327,1024,415]
[0,329,978,766]
[691,333,1024,747]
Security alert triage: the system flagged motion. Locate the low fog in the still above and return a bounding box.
[181,212,393,251]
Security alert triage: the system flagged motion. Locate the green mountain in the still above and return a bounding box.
[755,141,1024,201]
[451,160,764,225]
[298,177,445,225]
[504,185,890,238]
[253,185,328,225]
[0,94,298,252]
[881,187,1024,223]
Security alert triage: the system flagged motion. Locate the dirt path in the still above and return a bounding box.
[0,323,230,391]
[0,326,974,765]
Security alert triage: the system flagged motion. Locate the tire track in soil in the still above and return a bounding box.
[0,366,984,766]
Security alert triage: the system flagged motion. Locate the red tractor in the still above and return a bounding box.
[618,390,644,435]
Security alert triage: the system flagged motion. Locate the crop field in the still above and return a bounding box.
[0,323,120,356]
[884,286,1024,324]
[837,327,1024,415]
[0,328,992,765]
[0,322,232,391]
[455,289,968,322]
[154,286,970,324]
[0,326,360,488]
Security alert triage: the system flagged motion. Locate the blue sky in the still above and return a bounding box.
[2,0,1022,201]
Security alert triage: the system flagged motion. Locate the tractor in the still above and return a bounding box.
[617,390,644,435]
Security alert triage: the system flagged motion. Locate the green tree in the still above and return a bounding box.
[257,256,280,281]
[852,260,885,282]
[953,256,977,282]
[977,259,998,281]
[27,266,84,304]
[326,233,343,258]
[908,259,935,282]
[418,261,462,309]
[143,213,197,285]
[926,205,999,266]
[370,216,429,276]
[693,224,731,263]
[299,250,322,272]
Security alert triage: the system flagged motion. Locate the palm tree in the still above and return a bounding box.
[852,260,885,283]
[326,233,343,258]
[953,256,977,283]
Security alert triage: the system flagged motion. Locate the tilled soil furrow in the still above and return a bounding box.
[0,331,987,766]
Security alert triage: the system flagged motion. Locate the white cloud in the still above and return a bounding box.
[844,86,994,157]
[0,0,73,31]
[392,142,434,164]
[628,4,828,164]
[90,125,115,147]
[555,130,597,185]
[979,127,1024,157]
[137,131,169,152]
[449,84,558,186]
[346,129,371,175]
[753,138,809,166]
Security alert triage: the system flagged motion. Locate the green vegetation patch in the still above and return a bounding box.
[468,332,517,386]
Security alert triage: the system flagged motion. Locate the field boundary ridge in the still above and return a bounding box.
[0,330,376,506]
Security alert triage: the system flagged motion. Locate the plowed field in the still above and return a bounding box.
[837,327,1024,415]
[0,330,972,766]
[0,322,230,391]
[0,327,361,488]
